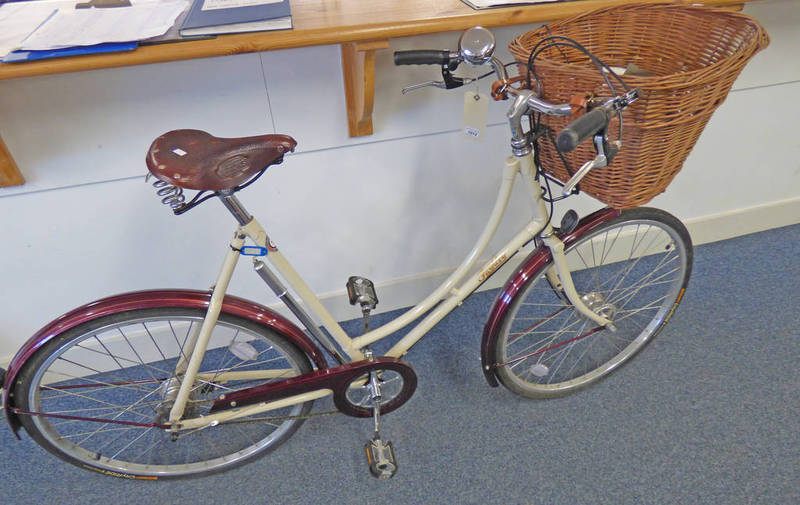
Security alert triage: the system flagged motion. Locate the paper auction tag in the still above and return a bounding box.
[463,91,488,141]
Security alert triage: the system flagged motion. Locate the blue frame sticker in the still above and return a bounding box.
[239,246,268,256]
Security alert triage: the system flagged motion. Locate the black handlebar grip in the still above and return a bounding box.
[556,107,612,152]
[393,50,452,66]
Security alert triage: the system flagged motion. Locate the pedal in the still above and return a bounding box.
[365,436,397,479]
[348,276,378,333]
[346,276,378,311]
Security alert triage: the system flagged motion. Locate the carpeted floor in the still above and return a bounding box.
[1,223,797,505]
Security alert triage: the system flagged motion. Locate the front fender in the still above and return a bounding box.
[480,208,622,386]
[2,289,328,435]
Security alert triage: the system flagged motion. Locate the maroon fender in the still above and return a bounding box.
[480,208,622,386]
[2,289,329,435]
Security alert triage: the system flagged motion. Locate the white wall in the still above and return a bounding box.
[1,0,798,363]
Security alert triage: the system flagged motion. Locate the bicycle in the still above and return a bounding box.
[1,27,692,480]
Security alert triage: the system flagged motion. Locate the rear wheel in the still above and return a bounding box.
[14,307,313,479]
[494,208,692,398]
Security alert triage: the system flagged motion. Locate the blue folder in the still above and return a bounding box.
[3,41,138,63]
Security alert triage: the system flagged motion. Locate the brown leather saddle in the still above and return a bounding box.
[146,129,297,191]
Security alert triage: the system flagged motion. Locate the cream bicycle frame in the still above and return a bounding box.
[168,150,611,428]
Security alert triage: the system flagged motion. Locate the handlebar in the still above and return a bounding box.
[393,49,570,115]
[392,26,638,168]
[556,90,640,152]
[556,108,612,153]
[393,50,458,67]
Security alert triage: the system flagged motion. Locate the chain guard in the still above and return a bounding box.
[210,357,417,418]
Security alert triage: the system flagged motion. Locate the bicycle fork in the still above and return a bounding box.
[543,235,614,329]
[517,154,612,329]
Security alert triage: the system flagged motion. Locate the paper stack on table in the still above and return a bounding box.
[21,0,189,50]
[0,0,189,60]
[0,1,72,57]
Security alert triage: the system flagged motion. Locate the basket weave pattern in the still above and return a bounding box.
[509,3,769,209]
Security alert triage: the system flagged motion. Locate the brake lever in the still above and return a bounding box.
[401,60,471,94]
[402,78,478,94]
[402,80,448,94]
[561,155,603,197]
[561,133,615,197]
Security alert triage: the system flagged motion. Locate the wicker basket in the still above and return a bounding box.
[509,3,769,209]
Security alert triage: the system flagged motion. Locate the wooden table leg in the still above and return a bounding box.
[341,39,390,137]
[0,135,25,187]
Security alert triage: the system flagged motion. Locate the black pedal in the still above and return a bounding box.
[560,209,579,235]
[365,437,397,479]
[346,276,378,311]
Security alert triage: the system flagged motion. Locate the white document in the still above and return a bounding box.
[201,0,281,12]
[0,1,76,57]
[20,0,189,51]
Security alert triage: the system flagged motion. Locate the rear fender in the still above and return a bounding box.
[480,208,622,386]
[2,289,328,435]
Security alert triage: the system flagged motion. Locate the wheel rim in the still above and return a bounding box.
[498,217,689,395]
[23,311,309,477]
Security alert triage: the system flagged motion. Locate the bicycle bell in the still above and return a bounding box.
[458,26,496,65]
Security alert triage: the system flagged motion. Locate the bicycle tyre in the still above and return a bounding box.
[494,207,692,398]
[14,307,314,479]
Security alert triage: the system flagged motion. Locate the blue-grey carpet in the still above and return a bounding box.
[1,223,798,505]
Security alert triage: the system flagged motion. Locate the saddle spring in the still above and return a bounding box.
[145,173,185,209]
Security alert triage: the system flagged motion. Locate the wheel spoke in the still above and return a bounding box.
[40,366,159,395]
[112,427,157,461]
[39,384,157,420]
[507,312,586,367]
[57,424,150,440]
[74,387,163,446]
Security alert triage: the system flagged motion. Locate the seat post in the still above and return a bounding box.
[218,191,252,226]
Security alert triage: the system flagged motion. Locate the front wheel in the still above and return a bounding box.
[494,208,693,398]
[13,307,314,479]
